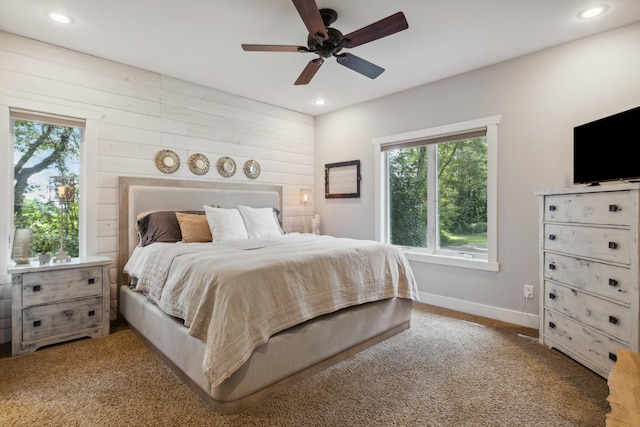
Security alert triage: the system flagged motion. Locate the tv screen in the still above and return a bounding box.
[573,106,640,185]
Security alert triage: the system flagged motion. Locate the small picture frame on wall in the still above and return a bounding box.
[325,160,361,199]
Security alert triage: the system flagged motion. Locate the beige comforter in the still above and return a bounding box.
[124,234,418,387]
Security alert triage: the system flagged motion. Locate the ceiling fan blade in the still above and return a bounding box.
[292,0,328,41]
[242,44,308,52]
[294,58,324,85]
[342,12,408,48]
[335,53,384,79]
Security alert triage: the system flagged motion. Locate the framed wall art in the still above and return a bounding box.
[155,150,180,174]
[325,160,361,199]
[243,159,261,179]
[188,153,210,175]
[216,156,236,178]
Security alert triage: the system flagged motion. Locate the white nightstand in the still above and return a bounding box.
[8,256,111,356]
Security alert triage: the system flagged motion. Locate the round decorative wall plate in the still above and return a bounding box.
[155,150,180,174]
[243,160,261,179]
[188,153,210,175]
[216,156,236,178]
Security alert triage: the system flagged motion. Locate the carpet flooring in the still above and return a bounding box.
[0,303,609,426]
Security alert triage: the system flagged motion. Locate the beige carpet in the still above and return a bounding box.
[0,304,609,426]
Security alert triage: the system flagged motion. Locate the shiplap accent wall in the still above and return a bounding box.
[0,31,315,343]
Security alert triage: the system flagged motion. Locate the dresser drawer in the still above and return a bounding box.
[22,267,103,307]
[544,191,631,226]
[543,252,632,304]
[544,223,630,264]
[22,296,103,342]
[544,282,631,343]
[543,309,629,374]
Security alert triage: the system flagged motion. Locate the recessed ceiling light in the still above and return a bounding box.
[314,99,326,106]
[577,4,609,19]
[45,10,74,24]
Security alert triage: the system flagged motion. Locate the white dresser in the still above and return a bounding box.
[537,184,640,378]
[9,256,111,356]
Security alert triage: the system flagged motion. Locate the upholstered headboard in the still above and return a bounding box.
[117,176,283,285]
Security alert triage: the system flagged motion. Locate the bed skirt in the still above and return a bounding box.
[119,285,412,413]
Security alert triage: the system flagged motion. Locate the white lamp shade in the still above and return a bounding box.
[300,189,312,204]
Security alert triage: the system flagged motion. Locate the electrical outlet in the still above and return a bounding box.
[524,285,534,299]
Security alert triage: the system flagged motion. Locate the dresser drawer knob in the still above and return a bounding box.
[88,278,95,284]
[33,285,41,292]
[609,279,618,287]
[609,352,618,362]
[548,234,556,241]
[609,315,618,325]
[33,320,41,327]
[549,293,556,300]
[549,205,556,211]
[609,204,619,212]
[548,322,556,329]
[548,263,556,270]
[609,241,618,250]
[88,310,95,317]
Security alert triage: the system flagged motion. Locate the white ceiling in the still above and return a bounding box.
[1,1,639,116]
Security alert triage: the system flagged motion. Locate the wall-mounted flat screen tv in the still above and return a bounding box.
[573,105,640,185]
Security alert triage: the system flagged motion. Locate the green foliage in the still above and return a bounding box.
[19,199,58,254]
[388,137,488,249]
[30,233,58,255]
[13,120,80,258]
[389,146,428,247]
[469,222,487,234]
[437,138,487,235]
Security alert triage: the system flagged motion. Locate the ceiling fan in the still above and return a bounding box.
[241,0,409,85]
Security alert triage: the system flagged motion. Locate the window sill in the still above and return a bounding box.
[403,250,500,272]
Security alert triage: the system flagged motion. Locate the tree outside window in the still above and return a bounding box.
[13,118,81,258]
[387,137,488,259]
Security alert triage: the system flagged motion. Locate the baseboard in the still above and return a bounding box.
[418,291,539,329]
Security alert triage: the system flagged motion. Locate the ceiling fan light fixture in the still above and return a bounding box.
[45,10,74,24]
[577,4,609,20]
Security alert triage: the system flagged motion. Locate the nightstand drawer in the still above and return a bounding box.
[543,252,632,304]
[544,309,629,374]
[22,296,103,341]
[22,267,103,307]
[544,223,630,265]
[544,282,631,343]
[544,192,631,226]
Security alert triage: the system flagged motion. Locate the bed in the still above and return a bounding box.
[117,176,418,413]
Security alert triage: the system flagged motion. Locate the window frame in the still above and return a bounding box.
[373,115,501,272]
[10,109,86,259]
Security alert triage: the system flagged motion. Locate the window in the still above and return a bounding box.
[373,115,500,271]
[11,109,85,260]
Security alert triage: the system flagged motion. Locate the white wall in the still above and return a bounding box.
[315,23,640,327]
[0,32,315,343]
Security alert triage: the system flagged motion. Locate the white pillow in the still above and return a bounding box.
[237,205,283,239]
[204,206,248,241]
